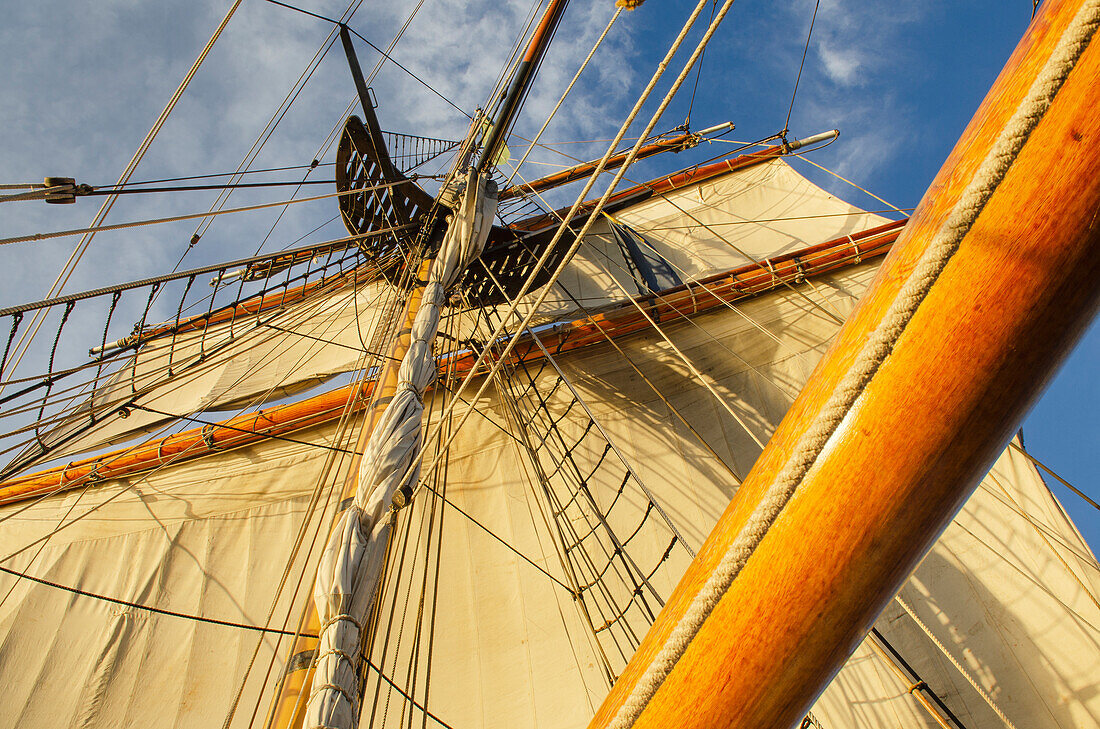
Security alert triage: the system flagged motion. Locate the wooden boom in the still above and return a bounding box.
[586,1,1100,728]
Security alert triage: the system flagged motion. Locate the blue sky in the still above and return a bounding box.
[0,0,1095,549]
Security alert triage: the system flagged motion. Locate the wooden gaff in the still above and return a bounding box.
[587,1,1100,728]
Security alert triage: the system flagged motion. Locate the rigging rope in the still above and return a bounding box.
[0,0,243,397]
[895,595,1020,729]
[262,0,470,118]
[504,7,624,187]
[0,186,406,248]
[1009,441,1100,512]
[783,0,822,136]
[0,564,313,637]
[608,3,1100,726]
[794,155,912,217]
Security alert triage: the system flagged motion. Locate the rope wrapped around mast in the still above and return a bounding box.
[306,169,498,729]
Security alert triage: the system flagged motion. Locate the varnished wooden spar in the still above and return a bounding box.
[498,130,706,200]
[586,2,1100,729]
[0,220,902,505]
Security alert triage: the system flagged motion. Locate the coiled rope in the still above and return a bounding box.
[608,2,1100,727]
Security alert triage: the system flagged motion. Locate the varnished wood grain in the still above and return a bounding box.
[587,2,1100,728]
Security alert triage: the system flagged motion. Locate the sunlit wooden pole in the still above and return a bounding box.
[588,1,1100,727]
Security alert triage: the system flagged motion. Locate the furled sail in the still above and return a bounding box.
[0,160,1095,729]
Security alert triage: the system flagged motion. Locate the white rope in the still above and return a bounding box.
[608,3,1100,727]
[895,595,1019,729]
[305,171,497,729]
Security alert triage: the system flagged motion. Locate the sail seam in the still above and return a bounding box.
[609,2,1100,727]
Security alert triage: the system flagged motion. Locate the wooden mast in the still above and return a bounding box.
[587,1,1100,727]
[268,2,572,727]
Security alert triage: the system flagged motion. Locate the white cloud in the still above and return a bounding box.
[817,41,862,85]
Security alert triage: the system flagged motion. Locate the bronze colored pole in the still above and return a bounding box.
[587,2,1100,728]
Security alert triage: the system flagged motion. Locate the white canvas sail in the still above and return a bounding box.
[1,255,1096,728]
[473,158,889,326]
[5,279,390,472]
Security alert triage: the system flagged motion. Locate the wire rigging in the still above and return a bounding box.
[0,563,312,637]
[784,0,822,135]
[262,0,471,118]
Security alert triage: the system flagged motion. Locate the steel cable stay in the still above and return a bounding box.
[782,0,822,138]
[0,562,316,637]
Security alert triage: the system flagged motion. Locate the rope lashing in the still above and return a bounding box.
[607,2,1100,727]
[616,0,646,9]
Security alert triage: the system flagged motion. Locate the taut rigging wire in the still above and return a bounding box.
[261,0,471,119]
[783,0,822,136]
[0,563,314,637]
[0,186,412,248]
